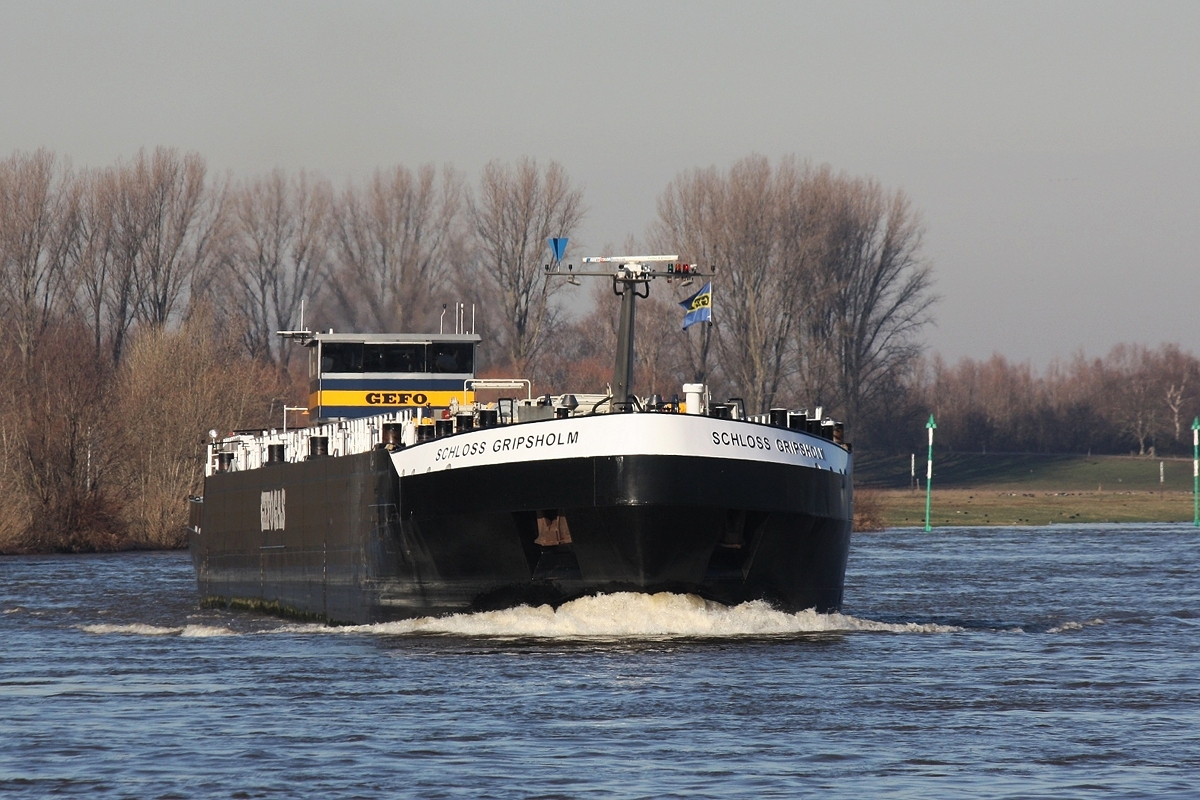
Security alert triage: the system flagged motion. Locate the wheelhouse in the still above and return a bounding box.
[306,332,480,421]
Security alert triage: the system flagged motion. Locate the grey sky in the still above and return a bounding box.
[3,1,1198,367]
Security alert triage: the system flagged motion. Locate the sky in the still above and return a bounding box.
[2,0,1198,368]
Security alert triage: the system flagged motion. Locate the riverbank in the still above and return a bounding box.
[862,488,1196,528]
[7,451,1197,548]
[852,451,1198,529]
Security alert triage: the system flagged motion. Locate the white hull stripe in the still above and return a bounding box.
[391,414,849,475]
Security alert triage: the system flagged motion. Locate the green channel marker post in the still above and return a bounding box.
[1192,417,1198,527]
[925,414,937,532]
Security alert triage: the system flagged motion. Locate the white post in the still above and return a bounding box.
[1193,417,1199,527]
[683,383,705,415]
[924,415,937,532]
[283,406,308,435]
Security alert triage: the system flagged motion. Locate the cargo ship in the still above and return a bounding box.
[187,255,853,624]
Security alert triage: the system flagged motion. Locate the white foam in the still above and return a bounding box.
[1047,618,1105,634]
[179,625,238,637]
[80,623,238,637]
[81,623,183,636]
[284,592,963,639]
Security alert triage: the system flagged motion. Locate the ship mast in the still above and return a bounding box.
[606,258,653,411]
[547,254,712,411]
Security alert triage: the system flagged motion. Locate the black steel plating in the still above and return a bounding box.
[189,447,852,624]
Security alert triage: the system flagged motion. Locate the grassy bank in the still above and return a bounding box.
[854,452,1199,528]
[864,488,1195,527]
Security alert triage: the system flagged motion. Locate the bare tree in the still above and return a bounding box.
[72,167,119,360]
[130,148,223,327]
[469,158,584,370]
[650,166,723,387]
[1164,379,1187,443]
[651,156,827,412]
[226,169,332,367]
[1158,343,1197,443]
[95,148,224,363]
[1103,344,1163,455]
[328,164,463,332]
[115,310,279,546]
[104,161,148,363]
[807,176,934,430]
[0,319,124,552]
[0,149,80,362]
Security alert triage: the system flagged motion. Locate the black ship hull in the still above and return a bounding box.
[189,416,853,624]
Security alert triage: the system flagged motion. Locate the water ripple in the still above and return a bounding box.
[2,525,1199,798]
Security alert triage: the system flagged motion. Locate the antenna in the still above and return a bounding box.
[275,296,315,342]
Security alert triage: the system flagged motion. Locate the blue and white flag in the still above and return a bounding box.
[680,281,712,330]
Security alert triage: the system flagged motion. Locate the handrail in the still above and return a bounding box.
[465,378,531,400]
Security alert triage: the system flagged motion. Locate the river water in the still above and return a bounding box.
[2,525,1198,798]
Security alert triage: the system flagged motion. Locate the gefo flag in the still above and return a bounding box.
[680,281,713,330]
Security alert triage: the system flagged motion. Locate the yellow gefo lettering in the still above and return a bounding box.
[365,392,426,405]
[319,390,470,408]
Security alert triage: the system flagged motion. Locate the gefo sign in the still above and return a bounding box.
[260,489,285,531]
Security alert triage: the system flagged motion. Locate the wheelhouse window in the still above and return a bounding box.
[319,340,473,374]
[364,343,427,373]
[430,342,474,373]
[321,342,363,373]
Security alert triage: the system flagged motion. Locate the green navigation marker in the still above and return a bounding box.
[925,413,937,532]
[1192,417,1199,528]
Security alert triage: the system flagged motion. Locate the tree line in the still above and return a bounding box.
[534,156,935,444]
[3,145,1190,552]
[902,345,1200,457]
[0,147,591,551]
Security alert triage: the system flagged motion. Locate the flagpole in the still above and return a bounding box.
[710,273,715,325]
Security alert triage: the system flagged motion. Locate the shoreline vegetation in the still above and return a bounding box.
[0,148,940,556]
[2,147,1197,552]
